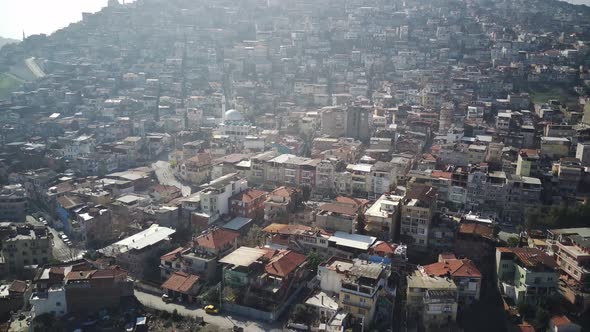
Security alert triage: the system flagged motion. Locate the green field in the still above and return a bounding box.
[521,83,580,107]
[0,73,23,99]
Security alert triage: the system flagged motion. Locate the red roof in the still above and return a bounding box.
[9,280,27,293]
[161,272,200,294]
[160,247,188,262]
[518,323,536,332]
[458,223,494,239]
[423,259,482,278]
[271,186,297,198]
[231,188,268,203]
[550,315,572,327]
[371,241,398,255]
[265,250,307,278]
[319,202,358,216]
[335,196,368,208]
[498,247,558,269]
[431,170,452,180]
[195,228,239,250]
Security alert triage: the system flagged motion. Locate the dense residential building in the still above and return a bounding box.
[495,247,559,305]
[0,184,28,222]
[422,254,482,305]
[406,271,459,332]
[400,185,437,249]
[0,223,51,275]
[229,188,268,220]
[99,224,175,278]
[364,193,402,240]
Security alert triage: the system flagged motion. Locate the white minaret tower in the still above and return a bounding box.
[221,95,226,123]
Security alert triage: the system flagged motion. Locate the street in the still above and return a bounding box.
[134,290,284,332]
[152,160,191,197]
[47,226,84,262]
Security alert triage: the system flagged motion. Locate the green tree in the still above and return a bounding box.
[307,251,324,274]
[507,237,520,247]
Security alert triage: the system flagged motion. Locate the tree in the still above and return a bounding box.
[244,225,265,247]
[492,224,501,238]
[507,237,520,247]
[291,304,312,324]
[307,251,324,274]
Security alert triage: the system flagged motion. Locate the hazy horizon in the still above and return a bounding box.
[0,0,129,40]
[0,0,588,41]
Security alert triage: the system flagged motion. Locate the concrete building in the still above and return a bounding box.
[99,224,175,278]
[422,254,482,305]
[338,259,388,330]
[364,193,403,241]
[541,137,571,159]
[400,185,437,249]
[406,271,458,332]
[495,247,558,305]
[576,142,590,166]
[314,202,358,234]
[1,223,51,275]
[0,184,28,222]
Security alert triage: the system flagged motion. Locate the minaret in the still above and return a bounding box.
[221,95,226,123]
[22,31,26,41]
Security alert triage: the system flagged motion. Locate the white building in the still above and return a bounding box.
[30,286,67,317]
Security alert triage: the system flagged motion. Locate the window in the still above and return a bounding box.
[344,294,350,300]
[56,302,61,306]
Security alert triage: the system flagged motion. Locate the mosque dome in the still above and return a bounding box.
[225,109,245,122]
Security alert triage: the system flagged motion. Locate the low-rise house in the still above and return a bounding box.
[161,271,201,303]
[495,247,558,305]
[0,280,29,318]
[30,264,132,317]
[219,247,309,321]
[264,186,299,222]
[160,228,239,282]
[99,224,175,278]
[314,201,358,234]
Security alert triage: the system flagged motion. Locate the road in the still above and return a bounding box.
[47,226,84,262]
[152,160,191,196]
[134,290,284,332]
[24,57,45,78]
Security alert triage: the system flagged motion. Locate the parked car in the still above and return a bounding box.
[204,305,219,314]
[161,294,173,303]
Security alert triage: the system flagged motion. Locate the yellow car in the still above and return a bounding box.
[204,304,219,314]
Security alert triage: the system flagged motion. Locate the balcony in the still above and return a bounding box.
[342,299,372,310]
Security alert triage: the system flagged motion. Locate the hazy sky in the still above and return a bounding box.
[0,0,588,40]
[0,0,111,40]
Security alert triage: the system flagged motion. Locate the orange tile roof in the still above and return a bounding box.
[161,272,200,294]
[431,170,452,179]
[195,228,239,250]
[271,186,296,198]
[458,223,494,239]
[160,247,187,262]
[371,241,397,254]
[335,196,368,207]
[231,188,268,203]
[319,202,358,216]
[423,259,482,278]
[265,250,307,277]
[497,247,558,269]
